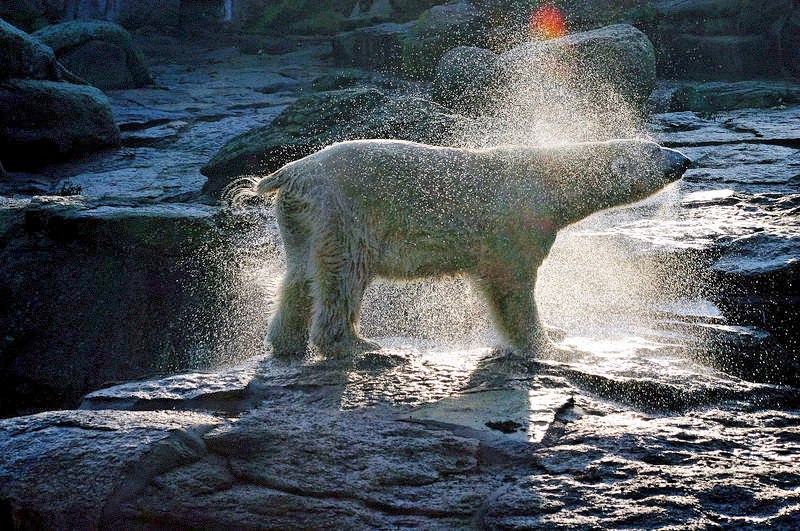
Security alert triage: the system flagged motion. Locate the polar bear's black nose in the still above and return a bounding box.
[661,147,691,180]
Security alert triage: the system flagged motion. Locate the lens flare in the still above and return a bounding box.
[529,5,567,40]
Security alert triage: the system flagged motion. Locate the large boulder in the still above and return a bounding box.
[401,1,487,79]
[669,81,800,112]
[432,45,498,114]
[645,0,800,79]
[0,79,120,169]
[34,20,152,90]
[0,197,275,416]
[332,1,487,79]
[332,22,416,73]
[432,24,656,117]
[0,17,58,80]
[201,88,469,195]
[0,0,181,32]
[498,23,656,108]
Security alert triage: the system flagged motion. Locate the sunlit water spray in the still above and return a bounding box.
[216,8,736,394]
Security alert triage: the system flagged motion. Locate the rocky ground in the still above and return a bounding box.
[1,3,799,527]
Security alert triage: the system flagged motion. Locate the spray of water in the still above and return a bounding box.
[213,12,705,372]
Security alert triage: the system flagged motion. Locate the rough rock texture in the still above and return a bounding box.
[332,0,486,79]
[332,21,416,73]
[3,0,182,31]
[0,79,120,169]
[1,346,798,528]
[0,17,58,80]
[0,409,221,528]
[0,196,277,417]
[401,0,487,79]
[476,0,799,80]
[669,81,800,113]
[498,23,656,108]
[201,87,469,195]
[646,0,800,79]
[34,20,152,90]
[432,45,498,114]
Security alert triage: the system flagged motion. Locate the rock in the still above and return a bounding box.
[0,409,221,528]
[668,34,774,81]
[0,79,120,169]
[482,406,800,528]
[389,0,442,21]
[648,0,799,79]
[34,20,152,90]
[498,23,656,108]
[332,1,486,79]
[332,21,416,73]
[432,45,498,114]
[311,68,371,91]
[234,0,350,35]
[402,0,487,79]
[236,34,295,55]
[0,0,181,32]
[0,17,58,80]
[201,88,469,195]
[670,81,800,112]
[0,341,797,528]
[0,197,278,416]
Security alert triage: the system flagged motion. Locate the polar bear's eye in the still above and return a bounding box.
[611,158,629,175]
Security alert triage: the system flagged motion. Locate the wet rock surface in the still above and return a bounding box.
[2,345,798,528]
[0,8,798,527]
[497,23,656,108]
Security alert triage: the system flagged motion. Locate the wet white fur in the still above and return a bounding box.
[255,139,682,358]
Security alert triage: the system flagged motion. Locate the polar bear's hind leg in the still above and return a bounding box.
[308,219,379,359]
[268,193,313,357]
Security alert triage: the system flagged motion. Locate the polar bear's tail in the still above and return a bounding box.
[221,164,301,209]
[255,165,296,196]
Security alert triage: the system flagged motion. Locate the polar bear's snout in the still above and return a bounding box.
[661,147,691,181]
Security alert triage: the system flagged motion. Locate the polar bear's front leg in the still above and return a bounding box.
[308,226,379,359]
[477,260,550,354]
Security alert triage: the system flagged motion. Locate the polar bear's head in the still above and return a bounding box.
[606,139,690,199]
[548,139,690,226]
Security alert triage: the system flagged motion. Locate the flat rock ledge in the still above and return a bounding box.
[2,345,799,529]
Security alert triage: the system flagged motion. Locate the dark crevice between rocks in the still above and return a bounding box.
[100,427,214,528]
[538,395,579,447]
[663,138,800,149]
[219,453,475,521]
[81,388,255,417]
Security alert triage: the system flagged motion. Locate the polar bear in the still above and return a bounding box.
[247,139,690,359]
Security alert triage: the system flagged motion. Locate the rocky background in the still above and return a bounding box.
[0,0,798,528]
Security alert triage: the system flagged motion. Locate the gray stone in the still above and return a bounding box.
[482,404,800,528]
[201,88,469,195]
[402,0,487,79]
[648,0,799,79]
[332,21,416,73]
[0,79,120,169]
[0,197,278,416]
[432,45,498,114]
[0,17,58,80]
[498,24,656,108]
[1,342,797,528]
[0,409,221,528]
[34,20,152,90]
[669,81,800,112]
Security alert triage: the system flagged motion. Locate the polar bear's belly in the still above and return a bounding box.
[374,231,478,279]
